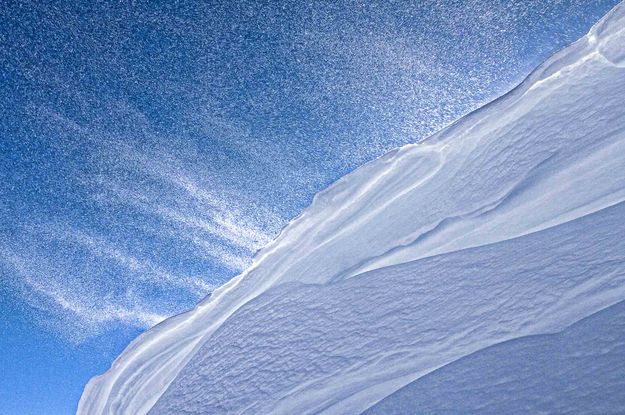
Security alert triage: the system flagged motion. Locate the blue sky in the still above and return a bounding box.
[0,0,620,413]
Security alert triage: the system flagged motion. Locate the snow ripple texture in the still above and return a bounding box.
[79,2,625,414]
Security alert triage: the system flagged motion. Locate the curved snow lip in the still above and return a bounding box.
[78,2,625,414]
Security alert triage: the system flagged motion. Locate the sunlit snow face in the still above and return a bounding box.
[0,0,620,343]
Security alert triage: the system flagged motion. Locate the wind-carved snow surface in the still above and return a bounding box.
[364,300,625,414]
[79,3,625,414]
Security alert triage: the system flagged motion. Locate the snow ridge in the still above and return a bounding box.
[78,2,625,414]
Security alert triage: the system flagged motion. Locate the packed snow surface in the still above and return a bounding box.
[79,2,625,414]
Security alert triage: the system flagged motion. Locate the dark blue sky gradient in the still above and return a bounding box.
[0,1,621,413]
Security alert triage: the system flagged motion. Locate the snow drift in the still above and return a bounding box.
[79,2,625,414]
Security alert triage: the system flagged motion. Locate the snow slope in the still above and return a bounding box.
[78,2,625,414]
[151,202,625,414]
[364,300,625,415]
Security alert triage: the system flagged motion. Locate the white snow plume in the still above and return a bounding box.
[0,247,167,343]
[3,102,284,341]
[79,3,625,414]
